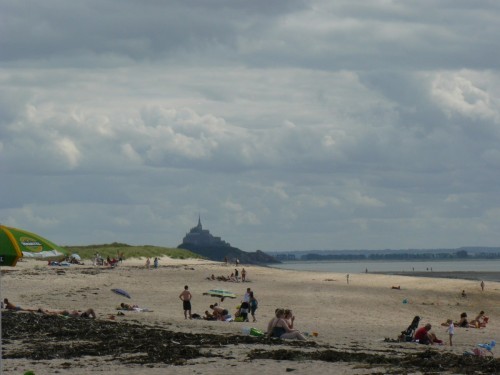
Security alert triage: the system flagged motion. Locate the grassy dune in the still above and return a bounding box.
[63,242,203,260]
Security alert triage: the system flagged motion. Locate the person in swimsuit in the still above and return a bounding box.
[179,285,192,319]
[267,308,306,340]
[455,312,469,328]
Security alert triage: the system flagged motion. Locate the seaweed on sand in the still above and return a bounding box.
[3,311,500,373]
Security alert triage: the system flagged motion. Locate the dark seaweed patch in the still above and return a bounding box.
[3,311,500,373]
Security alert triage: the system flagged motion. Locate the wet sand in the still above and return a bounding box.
[374,271,500,282]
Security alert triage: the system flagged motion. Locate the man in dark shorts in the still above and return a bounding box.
[179,285,192,319]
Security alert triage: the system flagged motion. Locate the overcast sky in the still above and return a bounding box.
[1,1,500,252]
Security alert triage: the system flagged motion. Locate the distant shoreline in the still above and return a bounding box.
[372,271,500,282]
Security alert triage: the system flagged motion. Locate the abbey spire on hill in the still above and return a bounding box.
[181,216,230,247]
[178,216,279,264]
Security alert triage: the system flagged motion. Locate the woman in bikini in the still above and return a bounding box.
[267,308,306,340]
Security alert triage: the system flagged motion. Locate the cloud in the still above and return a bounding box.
[1,1,500,251]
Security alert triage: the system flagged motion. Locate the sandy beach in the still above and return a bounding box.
[2,257,500,374]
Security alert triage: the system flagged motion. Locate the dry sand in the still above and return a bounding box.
[2,257,500,374]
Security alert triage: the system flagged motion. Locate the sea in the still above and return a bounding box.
[269,259,500,274]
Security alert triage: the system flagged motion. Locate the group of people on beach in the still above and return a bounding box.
[206,268,247,282]
[400,309,489,347]
[179,285,259,325]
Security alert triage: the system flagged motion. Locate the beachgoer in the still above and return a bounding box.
[3,298,23,311]
[234,269,239,282]
[445,319,454,346]
[120,302,140,310]
[235,258,239,266]
[414,324,434,345]
[154,257,159,269]
[239,301,249,322]
[241,268,247,282]
[42,308,97,318]
[243,288,252,303]
[461,290,466,298]
[224,256,228,265]
[249,292,258,322]
[399,316,420,342]
[470,311,488,328]
[480,280,485,291]
[209,304,225,319]
[346,274,349,284]
[145,257,151,270]
[179,285,192,319]
[284,309,295,329]
[455,312,469,328]
[204,310,216,320]
[267,308,306,340]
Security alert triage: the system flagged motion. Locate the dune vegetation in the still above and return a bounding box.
[63,242,204,260]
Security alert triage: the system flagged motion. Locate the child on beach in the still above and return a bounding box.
[445,319,454,346]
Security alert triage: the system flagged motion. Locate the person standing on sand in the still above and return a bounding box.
[445,319,454,346]
[480,280,485,291]
[241,268,247,282]
[234,268,239,282]
[346,274,349,284]
[179,285,192,319]
[145,257,151,270]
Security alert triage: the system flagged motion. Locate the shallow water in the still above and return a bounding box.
[269,259,500,274]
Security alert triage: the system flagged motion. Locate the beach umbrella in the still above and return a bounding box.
[111,288,131,299]
[0,225,68,266]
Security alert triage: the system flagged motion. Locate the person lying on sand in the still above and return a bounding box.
[391,286,401,289]
[119,302,139,310]
[2,298,38,312]
[38,307,96,319]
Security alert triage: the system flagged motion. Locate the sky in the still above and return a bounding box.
[1,1,500,252]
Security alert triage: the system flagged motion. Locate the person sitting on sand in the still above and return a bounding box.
[284,309,295,329]
[209,304,225,319]
[461,290,467,298]
[455,312,469,328]
[399,316,420,342]
[203,310,216,320]
[239,301,249,322]
[267,308,306,340]
[414,324,442,345]
[470,311,488,328]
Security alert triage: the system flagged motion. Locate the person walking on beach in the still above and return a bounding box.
[179,285,192,319]
[480,280,485,291]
